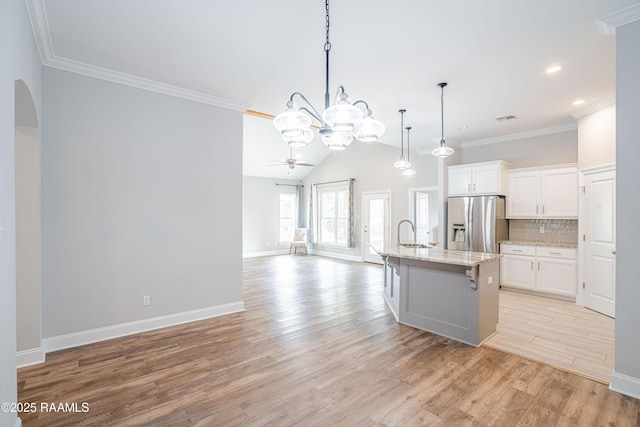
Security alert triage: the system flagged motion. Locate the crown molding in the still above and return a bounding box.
[461,123,578,148]
[596,3,640,35]
[24,0,251,112]
[570,94,616,119]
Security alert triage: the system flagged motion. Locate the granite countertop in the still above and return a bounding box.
[379,246,502,267]
[500,240,578,248]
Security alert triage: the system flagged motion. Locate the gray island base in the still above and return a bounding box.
[379,246,501,347]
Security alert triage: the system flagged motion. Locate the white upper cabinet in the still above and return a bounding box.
[506,165,578,219]
[448,161,508,196]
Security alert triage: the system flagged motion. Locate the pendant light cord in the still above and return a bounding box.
[406,127,411,162]
[399,109,406,159]
[439,82,447,147]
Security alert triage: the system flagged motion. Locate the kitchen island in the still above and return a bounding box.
[379,246,501,347]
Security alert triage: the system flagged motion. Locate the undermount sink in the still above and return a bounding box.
[399,243,434,249]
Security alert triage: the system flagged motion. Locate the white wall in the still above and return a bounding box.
[243,176,298,256]
[461,130,578,168]
[16,126,42,353]
[612,18,640,398]
[0,0,43,425]
[303,140,439,259]
[41,67,244,339]
[578,104,616,170]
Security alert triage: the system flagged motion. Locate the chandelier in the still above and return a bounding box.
[432,82,455,158]
[273,0,385,150]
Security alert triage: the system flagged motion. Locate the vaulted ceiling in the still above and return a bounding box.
[26,0,636,179]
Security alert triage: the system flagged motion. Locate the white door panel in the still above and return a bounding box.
[363,192,390,264]
[583,169,616,317]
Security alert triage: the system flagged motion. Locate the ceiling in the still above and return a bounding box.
[26,0,636,180]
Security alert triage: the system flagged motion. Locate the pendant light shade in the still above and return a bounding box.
[432,82,455,158]
[285,128,314,148]
[353,108,386,142]
[394,109,411,170]
[273,100,312,138]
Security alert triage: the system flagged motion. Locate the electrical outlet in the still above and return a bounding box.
[488,276,493,285]
[539,225,545,233]
[143,295,151,306]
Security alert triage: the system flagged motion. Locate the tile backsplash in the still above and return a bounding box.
[508,219,578,244]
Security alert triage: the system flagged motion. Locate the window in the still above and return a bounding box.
[279,193,296,242]
[317,185,349,246]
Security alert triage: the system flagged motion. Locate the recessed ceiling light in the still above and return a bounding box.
[572,99,586,105]
[458,125,469,130]
[545,65,563,74]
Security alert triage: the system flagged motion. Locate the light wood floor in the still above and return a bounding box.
[17,255,640,426]
[485,290,615,384]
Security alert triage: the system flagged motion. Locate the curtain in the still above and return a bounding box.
[348,178,355,248]
[296,184,304,228]
[309,184,316,243]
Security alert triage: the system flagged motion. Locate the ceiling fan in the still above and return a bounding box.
[270,147,315,169]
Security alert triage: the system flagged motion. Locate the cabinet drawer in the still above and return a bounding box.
[537,247,577,260]
[501,244,535,256]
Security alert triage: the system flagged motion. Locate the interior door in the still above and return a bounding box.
[414,191,429,244]
[363,191,390,264]
[583,169,616,317]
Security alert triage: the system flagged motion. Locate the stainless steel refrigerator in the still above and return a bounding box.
[447,196,508,253]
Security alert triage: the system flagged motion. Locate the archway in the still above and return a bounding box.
[15,79,43,366]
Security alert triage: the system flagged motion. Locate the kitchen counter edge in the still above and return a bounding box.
[379,246,502,267]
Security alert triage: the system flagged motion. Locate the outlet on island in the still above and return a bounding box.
[143,295,151,306]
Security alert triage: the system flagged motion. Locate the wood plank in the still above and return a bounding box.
[17,255,640,426]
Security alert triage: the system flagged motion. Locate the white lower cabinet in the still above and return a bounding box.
[501,244,577,299]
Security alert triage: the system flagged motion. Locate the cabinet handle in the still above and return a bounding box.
[538,261,540,271]
[531,261,534,270]
[612,250,616,255]
[536,205,539,214]
[468,183,471,192]
[550,251,562,255]
[513,249,523,252]
[543,205,545,214]
[473,183,476,191]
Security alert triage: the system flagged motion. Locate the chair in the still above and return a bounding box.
[289,228,308,255]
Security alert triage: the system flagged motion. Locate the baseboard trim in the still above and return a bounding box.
[609,371,640,399]
[308,249,362,262]
[243,249,288,258]
[42,301,245,354]
[16,347,45,368]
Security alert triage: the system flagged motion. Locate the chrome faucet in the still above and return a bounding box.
[397,220,416,246]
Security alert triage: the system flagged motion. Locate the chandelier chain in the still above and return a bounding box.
[324,0,331,52]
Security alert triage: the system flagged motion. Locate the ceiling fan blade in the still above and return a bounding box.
[296,162,315,167]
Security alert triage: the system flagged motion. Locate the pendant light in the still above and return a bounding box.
[401,126,416,176]
[393,109,411,170]
[432,82,455,158]
[273,0,385,150]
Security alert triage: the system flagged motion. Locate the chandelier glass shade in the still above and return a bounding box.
[273,0,384,151]
[432,82,454,158]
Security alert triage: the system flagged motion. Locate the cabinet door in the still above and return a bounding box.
[472,164,501,195]
[542,168,578,218]
[536,258,577,297]
[448,167,473,196]
[501,255,536,291]
[506,172,539,218]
